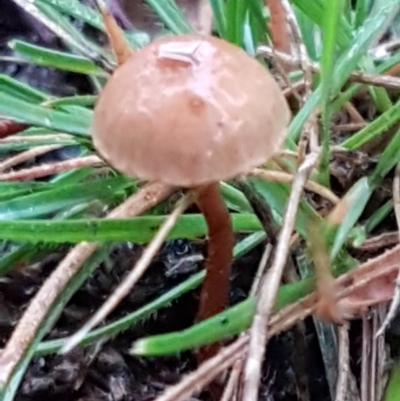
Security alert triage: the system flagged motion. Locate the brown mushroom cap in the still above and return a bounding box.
[92,34,291,187]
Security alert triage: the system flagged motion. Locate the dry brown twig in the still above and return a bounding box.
[0,155,104,181]
[220,244,273,401]
[258,45,400,91]
[251,167,339,204]
[335,323,350,401]
[0,182,174,389]
[0,133,73,143]
[242,151,319,401]
[0,144,62,173]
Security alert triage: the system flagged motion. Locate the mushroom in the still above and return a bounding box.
[91,34,290,356]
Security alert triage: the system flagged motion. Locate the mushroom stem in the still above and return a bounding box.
[196,182,234,322]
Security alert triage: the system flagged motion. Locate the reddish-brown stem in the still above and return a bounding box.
[195,183,234,366]
[196,182,234,321]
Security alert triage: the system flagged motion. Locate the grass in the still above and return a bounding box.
[1,0,400,400]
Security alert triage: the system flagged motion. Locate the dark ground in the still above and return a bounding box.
[0,1,382,400]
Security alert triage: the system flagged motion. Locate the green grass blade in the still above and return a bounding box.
[224,0,247,45]
[0,74,48,103]
[0,213,262,243]
[249,177,321,238]
[208,0,227,36]
[40,0,104,30]
[132,298,256,356]
[341,99,400,150]
[0,92,91,136]
[0,176,131,220]
[383,363,400,401]
[145,0,194,34]
[10,40,107,76]
[319,0,346,186]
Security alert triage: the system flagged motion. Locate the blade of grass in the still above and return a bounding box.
[10,40,107,76]
[318,0,345,186]
[132,298,257,356]
[0,176,131,219]
[0,213,262,243]
[224,0,247,46]
[40,0,104,30]
[208,0,227,36]
[145,0,193,34]
[0,92,91,136]
[341,99,400,150]
[34,0,113,66]
[0,75,48,103]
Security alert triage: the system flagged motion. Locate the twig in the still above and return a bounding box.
[361,314,370,401]
[0,134,73,143]
[250,167,339,204]
[335,323,350,401]
[219,244,273,401]
[219,360,242,401]
[376,162,400,336]
[0,155,104,181]
[0,182,173,389]
[242,151,319,401]
[0,144,62,172]
[62,192,193,353]
[258,45,400,91]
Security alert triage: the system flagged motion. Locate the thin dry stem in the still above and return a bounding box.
[258,45,400,91]
[0,155,104,181]
[0,144,62,173]
[220,244,273,401]
[376,162,400,336]
[62,192,193,353]
[0,134,73,143]
[0,182,173,389]
[361,314,370,401]
[220,360,242,401]
[335,323,350,401]
[251,167,339,204]
[242,151,319,401]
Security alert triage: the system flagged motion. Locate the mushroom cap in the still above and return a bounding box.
[92,34,290,187]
